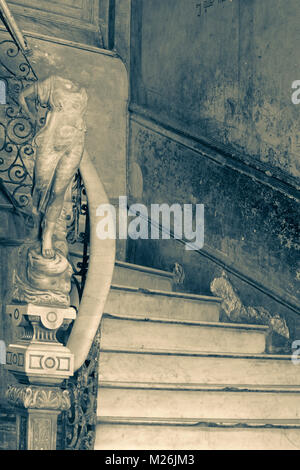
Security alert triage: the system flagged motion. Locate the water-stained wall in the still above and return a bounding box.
[127,0,300,332]
[131,0,300,182]
[127,120,300,342]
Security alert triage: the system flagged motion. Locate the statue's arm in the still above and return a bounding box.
[18,84,36,121]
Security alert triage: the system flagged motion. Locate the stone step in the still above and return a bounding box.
[97,383,300,421]
[99,349,298,387]
[95,418,300,450]
[101,315,268,354]
[69,255,175,291]
[104,286,221,322]
[113,261,174,291]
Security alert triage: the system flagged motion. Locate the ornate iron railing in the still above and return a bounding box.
[62,327,100,450]
[67,171,90,301]
[0,39,38,210]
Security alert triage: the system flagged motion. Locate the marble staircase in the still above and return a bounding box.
[95,262,300,450]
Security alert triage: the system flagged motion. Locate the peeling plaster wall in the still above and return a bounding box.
[128,121,299,310]
[127,0,300,329]
[131,0,300,181]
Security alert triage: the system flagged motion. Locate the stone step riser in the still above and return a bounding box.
[112,265,173,291]
[105,289,220,322]
[101,317,267,354]
[95,423,300,450]
[99,351,298,387]
[98,387,300,421]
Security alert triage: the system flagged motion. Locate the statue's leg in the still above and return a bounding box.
[32,145,61,215]
[41,140,84,259]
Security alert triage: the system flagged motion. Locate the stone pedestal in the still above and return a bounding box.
[5,303,76,450]
[6,384,70,450]
[6,303,76,385]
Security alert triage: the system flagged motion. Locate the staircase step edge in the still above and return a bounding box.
[109,285,222,303]
[69,255,175,279]
[103,313,269,331]
[97,416,300,429]
[115,261,175,279]
[98,381,300,393]
[100,346,291,360]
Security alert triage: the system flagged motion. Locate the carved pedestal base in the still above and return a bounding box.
[6,384,71,450]
[5,303,76,449]
[17,410,60,451]
[6,303,76,385]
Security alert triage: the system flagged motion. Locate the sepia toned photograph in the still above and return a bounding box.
[0,0,299,453]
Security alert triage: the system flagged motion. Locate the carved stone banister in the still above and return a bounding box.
[67,150,116,371]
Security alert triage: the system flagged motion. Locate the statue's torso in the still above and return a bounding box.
[35,76,88,150]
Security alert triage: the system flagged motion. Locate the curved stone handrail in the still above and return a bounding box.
[67,150,116,371]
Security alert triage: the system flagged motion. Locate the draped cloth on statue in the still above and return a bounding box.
[32,75,88,215]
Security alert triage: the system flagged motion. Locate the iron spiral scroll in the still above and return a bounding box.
[0,39,39,210]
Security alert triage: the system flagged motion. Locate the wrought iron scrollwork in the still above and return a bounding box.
[0,39,40,210]
[68,171,90,301]
[60,172,95,451]
[62,327,101,450]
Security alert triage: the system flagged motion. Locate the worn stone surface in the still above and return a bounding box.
[95,422,300,450]
[12,242,74,308]
[131,0,300,181]
[99,351,300,386]
[104,286,220,322]
[101,316,268,354]
[112,262,173,291]
[98,386,300,421]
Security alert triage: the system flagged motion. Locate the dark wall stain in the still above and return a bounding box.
[128,121,300,330]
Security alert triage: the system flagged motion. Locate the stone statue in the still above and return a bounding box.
[12,75,88,307]
[20,75,88,258]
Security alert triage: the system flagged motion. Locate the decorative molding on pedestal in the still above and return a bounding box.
[6,303,76,385]
[5,303,76,449]
[6,384,71,450]
[6,384,71,411]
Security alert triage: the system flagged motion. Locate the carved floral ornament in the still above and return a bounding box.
[6,384,71,411]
